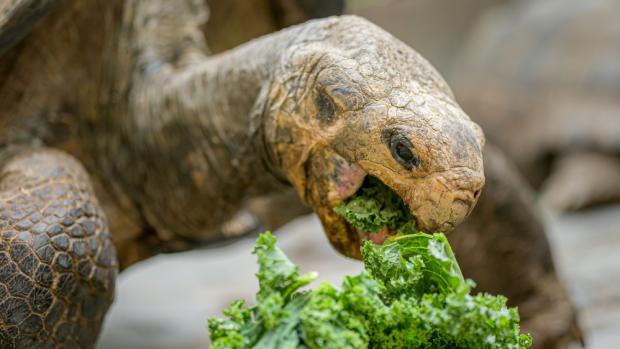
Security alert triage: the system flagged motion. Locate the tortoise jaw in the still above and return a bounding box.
[316,207,364,259]
[316,170,367,259]
[318,173,420,260]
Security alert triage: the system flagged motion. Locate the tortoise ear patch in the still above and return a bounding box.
[315,90,336,123]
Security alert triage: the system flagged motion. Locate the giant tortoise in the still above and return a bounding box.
[0,0,575,348]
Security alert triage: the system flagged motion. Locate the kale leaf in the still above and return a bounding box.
[333,176,414,233]
[208,232,532,349]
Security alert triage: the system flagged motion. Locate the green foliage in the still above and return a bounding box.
[333,176,414,233]
[208,232,532,349]
[361,233,465,299]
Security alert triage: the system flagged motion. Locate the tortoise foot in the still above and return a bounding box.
[0,148,117,348]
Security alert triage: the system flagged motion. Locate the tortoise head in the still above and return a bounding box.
[263,16,485,258]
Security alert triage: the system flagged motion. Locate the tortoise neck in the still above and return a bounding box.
[113,18,298,242]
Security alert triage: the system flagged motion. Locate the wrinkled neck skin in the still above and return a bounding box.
[106,1,310,243]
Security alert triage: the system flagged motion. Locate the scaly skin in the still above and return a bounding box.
[0,0,485,347]
[0,148,116,348]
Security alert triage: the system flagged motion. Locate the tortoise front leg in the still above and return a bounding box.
[449,145,583,349]
[0,148,117,348]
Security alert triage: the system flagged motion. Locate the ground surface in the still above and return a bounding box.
[96,205,620,349]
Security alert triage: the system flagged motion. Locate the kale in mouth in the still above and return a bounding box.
[334,176,416,234]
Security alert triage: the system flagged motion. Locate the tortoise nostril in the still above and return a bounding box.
[473,190,481,199]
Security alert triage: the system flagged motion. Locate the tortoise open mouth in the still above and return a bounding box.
[306,156,432,259]
[325,173,420,255]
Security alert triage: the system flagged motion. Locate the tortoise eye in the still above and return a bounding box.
[315,90,336,123]
[390,136,420,170]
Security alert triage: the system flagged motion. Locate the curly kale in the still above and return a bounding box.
[210,178,531,348]
[333,176,415,233]
[208,232,532,349]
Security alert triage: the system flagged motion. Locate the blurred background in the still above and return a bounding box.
[96,0,620,348]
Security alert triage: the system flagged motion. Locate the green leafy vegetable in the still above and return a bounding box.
[361,233,465,299]
[333,176,413,233]
[208,232,532,349]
